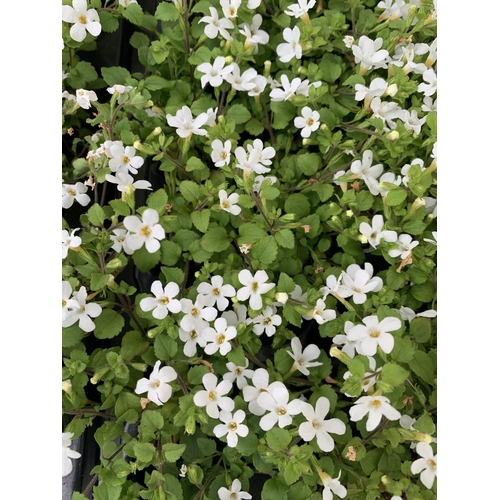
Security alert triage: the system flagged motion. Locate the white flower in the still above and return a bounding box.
[277,27,302,63]
[377,0,407,20]
[423,231,437,246]
[299,397,346,452]
[222,304,250,328]
[206,107,219,127]
[234,146,263,177]
[213,410,249,447]
[166,106,208,138]
[398,306,437,323]
[411,442,437,489]
[199,7,234,40]
[421,96,437,113]
[400,109,427,135]
[237,270,275,310]
[62,229,81,259]
[62,182,91,209]
[75,89,98,109]
[388,234,419,259]
[354,78,388,103]
[108,143,145,175]
[417,68,437,96]
[224,63,257,91]
[180,296,217,332]
[105,172,152,192]
[62,432,81,477]
[343,35,354,48]
[135,360,177,406]
[62,0,101,42]
[220,0,241,19]
[239,14,269,48]
[243,369,282,416]
[223,359,255,389]
[197,275,236,311]
[359,215,397,248]
[218,478,252,500]
[343,356,379,395]
[197,56,233,88]
[219,189,241,215]
[319,471,347,500]
[352,36,389,74]
[62,286,102,332]
[269,74,301,101]
[347,315,401,356]
[247,75,268,96]
[285,0,316,19]
[369,97,403,130]
[194,373,235,418]
[287,337,322,375]
[251,306,282,337]
[62,281,74,321]
[258,386,303,430]
[106,84,133,94]
[179,323,207,357]
[252,175,277,193]
[202,317,237,355]
[140,281,182,320]
[349,394,401,431]
[401,158,425,186]
[332,321,359,358]
[376,172,402,198]
[248,0,262,7]
[320,274,342,300]
[110,228,134,255]
[423,196,437,217]
[211,139,232,167]
[179,464,188,477]
[337,263,383,304]
[294,107,321,138]
[390,43,427,75]
[246,139,276,166]
[304,299,337,324]
[124,208,165,253]
[349,150,384,196]
[119,0,138,5]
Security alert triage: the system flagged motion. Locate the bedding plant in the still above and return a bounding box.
[62,0,437,498]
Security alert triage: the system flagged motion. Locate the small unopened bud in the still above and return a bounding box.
[275,292,289,304]
[147,326,164,339]
[415,432,433,443]
[62,380,72,394]
[358,234,368,244]
[302,138,313,146]
[385,83,398,96]
[346,210,354,217]
[133,140,156,155]
[106,258,124,272]
[320,123,328,131]
[225,55,234,64]
[410,197,426,212]
[329,346,352,365]
[131,363,148,372]
[343,35,354,48]
[386,130,399,141]
[297,66,307,75]
[263,60,271,77]
[106,275,115,287]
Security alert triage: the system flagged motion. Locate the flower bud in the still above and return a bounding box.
[346,210,354,217]
[297,66,307,75]
[263,60,271,77]
[386,130,399,141]
[91,367,110,384]
[275,292,289,304]
[385,83,398,96]
[147,326,164,339]
[62,380,72,394]
[358,234,368,244]
[225,55,234,65]
[329,346,353,365]
[133,140,156,155]
[415,432,433,443]
[106,257,125,272]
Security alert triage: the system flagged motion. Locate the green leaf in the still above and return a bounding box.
[297,153,321,176]
[426,112,437,136]
[275,229,295,249]
[381,362,409,387]
[99,11,120,33]
[270,100,295,129]
[260,186,281,200]
[236,432,259,456]
[410,282,436,303]
[154,333,178,360]
[191,210,211,233]
[109,199,130,217]
[197,437,217,457]
[163,443,186,462]
[186,157,206,172]
[262,477,288,500]
[390,335,415,363]
[94,310,125,339]
[288,482,312,500]
[200,226,230,252]
[122,2,144,25]
[88,203,106,226]
[386,267,408,290]
[283,303,302,327]
[187,365,209,385]
[408,350,436,384]
[93,484,122,500]
[320,54,343,82]
[147,189,168,212]
[227,346,247,366]
[63,323,86,348]
[413,412,435,434]
[385,190,408,207]
[133,442,156,462]
[130,32,150,49]
[277,273,295,293]
[68,61,98,87]
[284,194,311,219]
[284,462,302,485]
[227,104,252,124]
[410,317,432,343]
[144,75,169,90]
[246,118,265,135]
[239,223,267,243]
[142,410,164,431]
[179,181,201,204]
[132,245,162,272]
[311,183,334,202]
[115,392,142,419]
[90,273,111,291]
[160,240,182,266]
[101,66,131,86]
[155,1,180,21]
[250,236,278,265]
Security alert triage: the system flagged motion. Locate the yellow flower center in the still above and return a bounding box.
[221,201,229,208]
[191,308,199,316]
[252,282,259,292]
[216,334,226,344]
[370,330,380,338]
[213,287,220,296]
[306,118,315,127]
[228,421,238,431]
[68,189,77,196]
[235,368,242,375]
[62,299,67,307]
[220,152,227,160]
[371,399,382,408]
[122,156,130,164]
[427,459,437,470]
[190,330,197,339]
[160,296,169,305]
[312,420,319,429]
[78,15,87,24]
[278,407,287,416]
[141,226,152,237]
[263,317,272,325]
[153,379,161,389]
[229,7,235,16]
[208,391,217,401]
